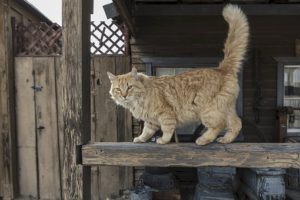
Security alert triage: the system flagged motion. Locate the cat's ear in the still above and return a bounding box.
[131,67,138,80]
[107,72,117,81]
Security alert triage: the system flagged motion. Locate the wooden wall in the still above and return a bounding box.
[13,56,132,200]
[0,0,56,198]
[131,14,300,142]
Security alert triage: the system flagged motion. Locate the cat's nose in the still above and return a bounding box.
[122,93,127,98]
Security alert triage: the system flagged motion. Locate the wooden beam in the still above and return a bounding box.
[82,142,300,168]
[113,0,135,35]
[0,0,18,199]
[62,0,92,199]
[134,4,300,16]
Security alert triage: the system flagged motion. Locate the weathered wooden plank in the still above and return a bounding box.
[15,57,38,198]
[82,142,300,168]
[94,56,120,199]
[94,56,117,143]
[0,0,8,198]
[90,57,99,200]
[0,1,17,199]
[33,58,61,199]
[54,57,64,199]
[115,56,133,190]
[113,0,135,35]
[61,0,92,199]
[0,1,4,195]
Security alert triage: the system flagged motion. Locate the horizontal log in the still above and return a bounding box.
[82,142,300,168]
[135,5,300,16]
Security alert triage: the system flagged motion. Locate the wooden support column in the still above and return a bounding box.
[62,0,92,199]
[0,0,17,199]
[296,39,300,57]
[113,0,135,36]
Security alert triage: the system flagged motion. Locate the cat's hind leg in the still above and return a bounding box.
[196,127,222,145]
[157,115,177,144]
[216,110,241,144]
[133,122,159,143]
[196,110,225,145]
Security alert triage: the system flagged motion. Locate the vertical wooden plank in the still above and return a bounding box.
[115,56,133,190]
[15,57,38,198]
[54,57,64,199]
[0,1,7,197]
[0,0,17,199]
[94,57,117,143]
[62,0,91,199]
[94,56,120,199]
[33,57,61,199]
[90,57,100,200]
[92,56,133,199]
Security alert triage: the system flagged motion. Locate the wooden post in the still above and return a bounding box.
[296,39,300,57]
[0,0,17,199]
[62,0,92,199]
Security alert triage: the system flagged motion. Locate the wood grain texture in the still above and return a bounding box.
[90,57,99,200]
[54,57,64,199]
[61,0,92,199]
[82,142,300,168]
[15,57,38,198]
[61,0,91,199]
[0,1,9,198]
[94,56,119,199]
[33,58,61,199]
[115,56,133,191]
[0,0,17,198]
[91,56,132,199]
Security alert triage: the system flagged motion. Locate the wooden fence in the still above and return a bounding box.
[13,21,128,56]
[14,56,132,200]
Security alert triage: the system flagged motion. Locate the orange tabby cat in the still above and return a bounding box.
[107,4,249,145]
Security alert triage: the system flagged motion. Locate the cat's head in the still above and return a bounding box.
[107,68,145,106]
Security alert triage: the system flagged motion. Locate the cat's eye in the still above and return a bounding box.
[128,85,133,90]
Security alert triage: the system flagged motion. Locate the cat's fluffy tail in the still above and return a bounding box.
[219,4,249,74]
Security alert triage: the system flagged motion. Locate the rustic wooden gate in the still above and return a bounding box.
[15,57,62,199]
[14,56,132,200]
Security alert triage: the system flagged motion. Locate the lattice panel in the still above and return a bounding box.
[14,22,62,56]
[91,21,126,55]
[13,21,128,56]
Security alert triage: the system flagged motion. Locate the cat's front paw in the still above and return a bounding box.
[195,137,212,146]
[133,136,145,143]
[156,137,168,144]
[216,137,232,144]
